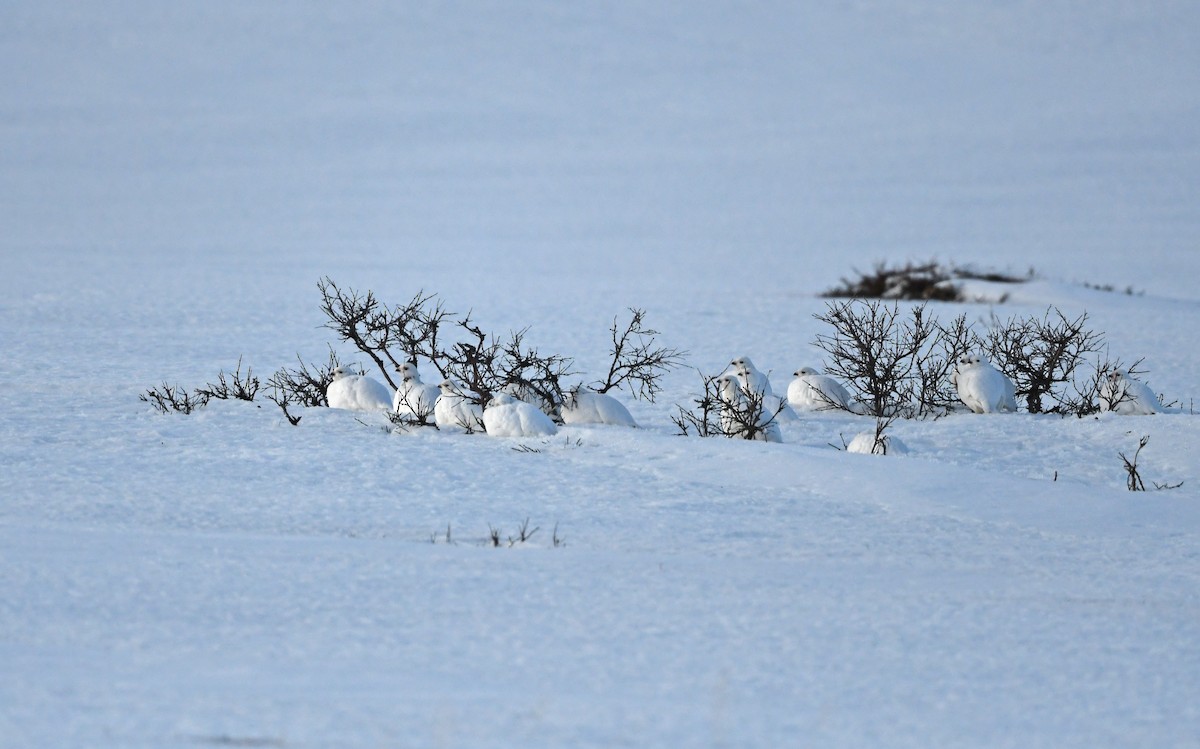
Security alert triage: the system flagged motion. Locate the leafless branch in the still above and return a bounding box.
[592,308,686,402]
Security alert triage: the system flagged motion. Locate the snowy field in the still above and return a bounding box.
[3,2,1200,747]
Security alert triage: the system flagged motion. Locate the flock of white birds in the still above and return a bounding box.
[325,354,1162,440]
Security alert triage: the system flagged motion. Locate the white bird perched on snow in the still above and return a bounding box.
[728,356,798,423]
[560,387,638,427]
[434,380,485,432]
[716,374,782,443]
[952,355,1017,414]
[326,366,393,412]
[1099,370,1161,415]
[482,392,559,438]
[846,431,908,455]
[392,361,440,421]
[787,367,857,412]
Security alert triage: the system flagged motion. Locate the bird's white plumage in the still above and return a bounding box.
[500,382,558,418]
[325,366,393,412]
[717,374,782,443]
[953,356,1017,414]
[434,380,485,432]
[560,388,638,427]
[391,363,439,421]
[847,431,909,455]
[1099,370,1161,415]
[482,393,559,437]
[787,367,857,412]
[728,356,797,422]
[393,376,440,421]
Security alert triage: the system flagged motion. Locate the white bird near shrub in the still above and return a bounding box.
[787,367,857,412]
[560,387,638,427]
[500,382,559,418]
[326,366,393,412]
[482,392,559,438]
[716,374,782,443]
[434,380,484,432]
[1099,370,1161,415]
[392,362,440,421]
[952,355,1017,414]
[847,431,908,455]
[728,356,797,422]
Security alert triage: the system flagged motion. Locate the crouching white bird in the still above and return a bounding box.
[728,355,798,423]
[560,387,638,427]
[392,361,440,421]
[482,393,559,437]
[326,366,393,412]
[847,431,908,455]
[1099,370,1161,415]
[787,367,857,412]
[953,355,1017,413]
[716,374,782,443]
[434,380,485,432]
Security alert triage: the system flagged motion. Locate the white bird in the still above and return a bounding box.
[500,382,559,419]
[482,393,559,438]
[846,431,908,455]
[728,356,772,397]
[434,380,485,432]
[560,387,638,427]
[1099,370,1161,415]
[392,362,440,421]
[953,355,1017,414]
[728,356,798,423]
[326,366,393,412]
[716,374,782,443]
[787,367,857,412]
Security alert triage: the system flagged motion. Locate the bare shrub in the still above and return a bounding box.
[195,357,260,402]
[671,371,723,437]
[318,277,450,389]
[1120,435,1149,491]
[915,313,980,417]
[140,383,209,414]
[317,278,573,419]
[813,300,944,418]
[430,319,573,417]
[865,416,897,455]
[268,349,341,408]
[672,371,783,441]
[592,308,686,402]
[982,308,1105,414]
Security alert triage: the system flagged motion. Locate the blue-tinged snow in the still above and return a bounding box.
[2,2,1200,747]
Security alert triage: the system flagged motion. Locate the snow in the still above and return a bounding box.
[3,1,1200,747]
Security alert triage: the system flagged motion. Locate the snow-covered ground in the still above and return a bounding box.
[3,2,1199,747]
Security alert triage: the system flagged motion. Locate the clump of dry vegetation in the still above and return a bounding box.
[821,260,1032,302]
